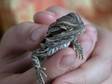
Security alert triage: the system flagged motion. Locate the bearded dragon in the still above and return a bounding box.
[32,12,85,84]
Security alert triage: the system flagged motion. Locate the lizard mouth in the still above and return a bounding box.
[69,43,73,48]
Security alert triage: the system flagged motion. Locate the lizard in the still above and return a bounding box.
[32,12,85,84]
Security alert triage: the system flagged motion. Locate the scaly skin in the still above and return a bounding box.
[32,12,85,84]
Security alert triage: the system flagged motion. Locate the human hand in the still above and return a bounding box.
[0,6,96,84]
[0,6,107,84]
[34,6,112,84]
[0,11,83,84]
[0,22,49,84]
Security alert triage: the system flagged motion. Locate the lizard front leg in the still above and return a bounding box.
[32,54,47,84]
[72,40,83,59]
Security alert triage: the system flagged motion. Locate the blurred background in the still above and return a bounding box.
[0,0,112,38]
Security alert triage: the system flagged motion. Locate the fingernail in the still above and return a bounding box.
[82,41,92,55]
[35,11,56,25]
[31,28,46,41]
[39,11,55,18]
[60,55,75,67]
[45,11,56,17]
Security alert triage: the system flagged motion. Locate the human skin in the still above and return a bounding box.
[0,6,111,84]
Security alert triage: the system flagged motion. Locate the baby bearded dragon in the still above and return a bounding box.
[32,12,85,84]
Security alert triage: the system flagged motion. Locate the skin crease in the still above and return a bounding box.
[0,6,111,84]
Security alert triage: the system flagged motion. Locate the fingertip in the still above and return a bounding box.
[46,6,71,18]
[0,22,49,55]
[43,48,76,80]
[34,11,56,25]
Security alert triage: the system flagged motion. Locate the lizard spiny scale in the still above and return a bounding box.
[32,12,85,84]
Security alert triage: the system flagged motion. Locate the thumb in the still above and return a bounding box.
[52,28,112,84]
[0,22,48,57]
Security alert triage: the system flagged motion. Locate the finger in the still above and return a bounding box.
[0,52,32,74]
[0,68,36,84]
[34,11,56,25]
[43,48,76,80]
[53,55,112,84]
[0,22,48,58]
[34,6,70,25]
[92,27,112,59]
[52,28,112,84]
[46,6,71,18]
[34,6,94,26]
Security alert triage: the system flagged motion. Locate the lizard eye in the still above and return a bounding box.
[60,26,67,31]
[47,27,67,38]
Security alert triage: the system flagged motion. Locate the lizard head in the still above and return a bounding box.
[47,12,85,37]
[55,12,85,34]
